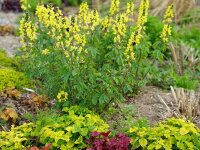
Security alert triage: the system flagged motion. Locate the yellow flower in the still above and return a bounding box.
[109,0,120,16]
[89,9,100,31]
[19,16,37,42]
[124,0,149,62]
[78,3,100,31]
[102,16,112,31]
[57,91,68,102]
[126,2,134,15]
[41,49,49,55]
[20,0,28,11]
[112,13,129,43]
[160,5,174,43]
[78,2,89,27]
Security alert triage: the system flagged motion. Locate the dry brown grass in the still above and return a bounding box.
[169,42,200,75]
[0,25,14,36]
[89,0,197,23]
[158,86,200,122]
[150,0,196,22]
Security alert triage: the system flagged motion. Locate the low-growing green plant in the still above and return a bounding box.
[172,73,199,90]
[174,27,200,51]
[0,49,19,69]
[103,104,140,134]
[0,123,34,149]
[0,105,109,149]
[0,68,31,91]
[129,118,200,149]
[148,59,199,90]
[19,0,173,110]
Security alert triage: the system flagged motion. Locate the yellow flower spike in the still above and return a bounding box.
[36,5,63,29]
[102,16,112,31]
[19,15,37,42]
[109,0,120,16]
[89,9,100,31]
[57,91,68,102]
[124,34,136,62]
[112,13,129,44]
[78,2,89,26]
[20,0,28,11]
[126,2,134,15]
[124,0,149,62]
[161,5,174,43]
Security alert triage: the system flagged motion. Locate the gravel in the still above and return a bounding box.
[0,11,21,56]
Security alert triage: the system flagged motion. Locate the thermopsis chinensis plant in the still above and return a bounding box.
[19,0,173,109]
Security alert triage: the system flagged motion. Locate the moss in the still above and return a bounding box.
[0,49,18,69]
[0,68,31,91]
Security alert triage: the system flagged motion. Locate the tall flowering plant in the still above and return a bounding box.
[19,0,173,110]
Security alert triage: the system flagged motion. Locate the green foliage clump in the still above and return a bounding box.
[0,123,34,150]
[103,104,149,134]
[0,49,18,69]
[0,106,108,150]
[178,27,200,50]
[149,64,199,90]
[129,118,200,149]
[145,16,163,45]
[173,73,199,90]
[0,68,30,91]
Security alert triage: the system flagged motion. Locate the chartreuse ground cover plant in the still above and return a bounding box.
[129,118,200,149]
[0,68,31,91]
[0,49,31,91]
[0,105,108,150]
[19,0,174,110]
[0,49,19,69]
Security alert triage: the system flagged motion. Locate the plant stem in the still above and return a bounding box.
[135,48,142,80]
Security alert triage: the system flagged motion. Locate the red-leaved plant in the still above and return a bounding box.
[86,131,130,150]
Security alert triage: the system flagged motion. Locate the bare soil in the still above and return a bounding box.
[132,86,200,127]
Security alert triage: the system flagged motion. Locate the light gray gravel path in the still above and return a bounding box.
[0,12,21,56]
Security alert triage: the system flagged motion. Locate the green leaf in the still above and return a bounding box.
[139,138,147,147]
[155,143,162,149]
[123,84,133,93]
[147,143,155,150]
[80,128,88,136]
[87,47,98,58]
[99,94,109,105]
[180,127,189,135]
[74,136,83,144]
[72,70,77,76]
[92,94,99,105]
